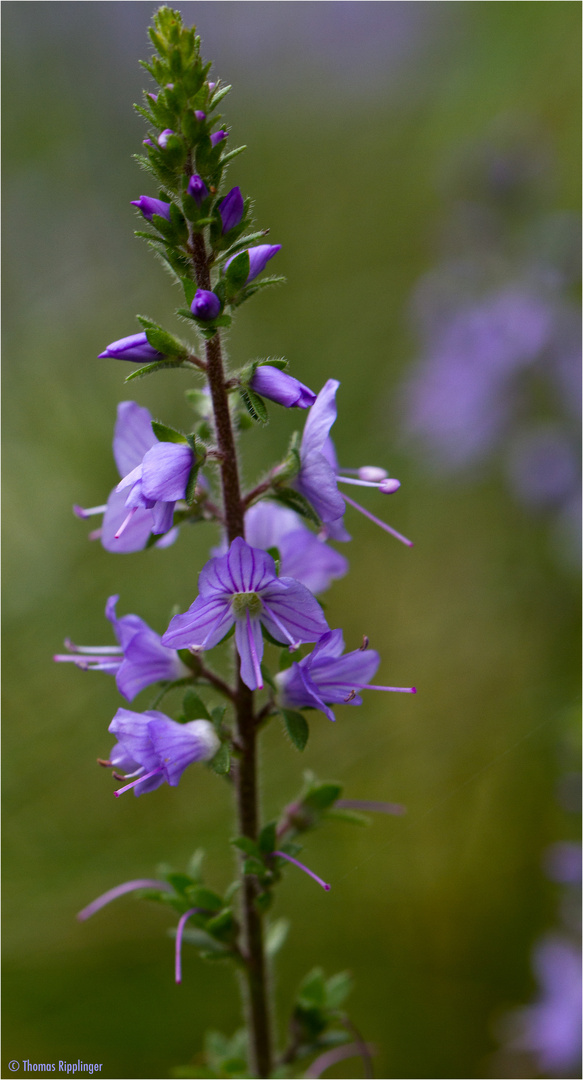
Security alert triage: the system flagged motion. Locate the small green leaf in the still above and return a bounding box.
[208,742,231,775]
[145,326,188,357]
[238,388,268,424]
[186,849,205,883]
[265,918,290,957]
[282,710,309,752]
[185,461,201,506]
[268,490,321,527]
[225,250,250,292]
[185,886,223,912]
[259,662,276,691]
[258,821,277,855]
[151,420,188,444]
[278,647,294,671]
[325,970,354,1009]
[209,84,232,109]
[210,705,227,731]
[298,967,327,1009]
[254,890,273,913]
[182,689,211,721]
[165,872,195,895]
[219,145,247,167]
[243,857,267,878]
[124,360,179,382]
[231,836,259,858]
[304,783,342,811]
[206,908,237,942]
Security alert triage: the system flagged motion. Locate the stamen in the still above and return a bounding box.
[339,466,388,482]
[62,642,123,655]
[77,878,172,921]
[378,478,401,494]
[97,758,112,767]
[366,684,416,693]
[341,493,413,547]
[113,767,163,797]
[337,475,387,489]
[304,1042,377,1079]
[261,603,300,650]
[245,609,263,690]
[73,504,107,519]
[273,850,330,891]
[114,507,139,540]
[88,529,102,541]
[360,635,370,650]
[336,799,406,816]
[344,689,357,702]
[175,907,205,984]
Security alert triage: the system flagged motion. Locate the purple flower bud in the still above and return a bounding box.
[130,196,171,222]
[147,93,158,104]
[143,138,154,148]
[210,130,227,148]
[187,174,209,205]
[250,366,315,409]
[208,82,216,92]
[225,244,282,285]
[219,186,244,234]
[191,289,221,321]
[194,110,206,122]
[98,332,164,363]
[158,129,175,148]
[165,83,174,91]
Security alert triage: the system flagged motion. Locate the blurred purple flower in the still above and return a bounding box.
[130,196,171,222]
[243,500,348,595]
[250,366,316,408]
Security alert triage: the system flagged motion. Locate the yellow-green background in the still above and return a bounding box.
[3,3,580,1078]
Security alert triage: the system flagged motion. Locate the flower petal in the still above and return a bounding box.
[235,614,265,690]
[226,536,277,593]
[108,708,159,770]
[140,442,193,502]
[101,488,153,553]
[278,530,348,594]
[162,596,234,650]
[112,401,157,477]
[300,380,340,458]
[295,451,346,523]
[148,717,220,786]
[260,578,329,644]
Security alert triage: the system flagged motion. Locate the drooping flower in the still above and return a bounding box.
[105,708,220,796]
[162,537,329,691]
[225,244,282,284]
[249,366,316,409]
[74,401,187,552]
[210,129,227,147]
[243,501,348,595]
[276,629,415,721]
[293,380,412,546]
[130,196,172,222]
[98,332,164,364]
[191,289,221,320]
[187,174,209,204]
[218,186,244,233]
[54,595,189,701]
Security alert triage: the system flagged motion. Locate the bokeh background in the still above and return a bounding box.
[3,3,581,1078]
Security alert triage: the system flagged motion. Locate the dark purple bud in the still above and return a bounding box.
[187,174,209,205]
[250,366,316,409]
[219,187,244,234]
[225,244,282,284]
[191,290,221,321]
[158,129,175,148]
[194,110,206,122]
[130,196,171,222]
[210,130,227,148]
[143,138,154,148]
[98,332,164,363]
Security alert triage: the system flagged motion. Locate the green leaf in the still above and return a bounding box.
[124,360,180,382]
[258,821,277,855]
[151,420,188,444]
[225,250,250,292]
[210,705,226,731]
[182,689,211,721]
[206,908,237,942]
[169,926,228,954]
[219,145,247,167]
[265,918,290,957]
[259,662,276,691]
[243,857,267,878]
[230,836,259,858]
[185,388,213,418]
[268,490,321,527]
[208,742,231,775]
[278,647,295,671]
[185,886,223,912]
[238,388,268,424]
[257,357,288,370]
[185,461,201,506]
[165,872,195,895]
[145,326,188,357]
[186,849,205,883]
[180,278,197,305]
[254,890,273,913]
[282,710,309,752]
[304,783,342,811]
[325,808,370,826]
[209,84,232,109]
[298,967,327,1009]
[325,970,354,1009]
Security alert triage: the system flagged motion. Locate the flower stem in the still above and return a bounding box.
[189,229,273,1078]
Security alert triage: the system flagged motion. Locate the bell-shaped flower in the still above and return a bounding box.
[191,289,221,320]
[106,708,220,796]
[162,537,329,691]
[275,629,415,721]
[74,401,186,552]
[225,244,282,284]
[54,595,189,701]
[243,501,347,595]
[187,174,209,205]
[218,186,244,233]
[249,366,316,409]
[98,332,164,364]
[130,196,171,222]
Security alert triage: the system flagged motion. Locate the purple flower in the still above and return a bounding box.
[106,708,220,797]
[158,128,175,148]
[191,289,222,321]
[130,196,172,222]
[115,438,194,537]
[187,174,209,205]
[276,629,415,721]
[218,186,244,233]
[74,402,183,553]
[54,595,188,701]
[194,110,206,122]
[210,130,227,147]
[225,244,282,284]
[162,537,330,691]
[243,501,348,595]
[98,332,164,364]
[250,366,316,409]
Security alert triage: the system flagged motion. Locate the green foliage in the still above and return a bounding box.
[282,709,309,752]
[238,387,268,424]
[151,419,188,444]
[208,742,231,776]
[182,688,211,721]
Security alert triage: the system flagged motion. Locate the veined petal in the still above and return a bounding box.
[260,579,329,644]
[277,661,335,722]
[151,500,175,535]
[295,451,346,523]
[226,536,277,593]
[113,401,157,478]
[306,629,346,661]
[310,648,380,696]
[116,633,187,701]
[162,596,234,650]
[108,708,160,771]
[244,501,301,550]
[140,442,193,502]
[300,380,340,458]
[101,488,153,553]
[278,530,348,595]
[235,614,264,690]
[148,717,220,786]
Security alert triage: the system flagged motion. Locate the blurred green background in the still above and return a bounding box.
[3,3,580,1078]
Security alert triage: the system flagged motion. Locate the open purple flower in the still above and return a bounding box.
[250,366,316,409]
[74,401,185,552]
[130,196,172,222]
[162,537,329,691]
[105,708,220,797]
[218,186,244,233]
[225,244,282,284]
[191,289,221,320]
[243,501,348,595]
[54,595,189,701]
[98,332,164,364]
[187,174,209,204]
[276,629,415,721]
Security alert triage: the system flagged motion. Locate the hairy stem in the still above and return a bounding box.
[189,229,273,1077]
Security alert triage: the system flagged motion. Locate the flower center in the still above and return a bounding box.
[231,591,263,618]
